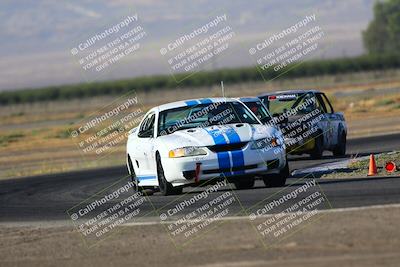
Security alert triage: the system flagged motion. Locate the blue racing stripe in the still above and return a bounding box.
[185,100,199,106]
[225,127,241,144]
[225,127,245,175]
[205,128,231,176]
[217,151,231,175]
[207,128,227,145]
[137,175,156,181]
[230,150,245,175]
[198,98,213,104]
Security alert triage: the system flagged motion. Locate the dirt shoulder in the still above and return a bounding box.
[1,205,399,267]
[316,151,400,179]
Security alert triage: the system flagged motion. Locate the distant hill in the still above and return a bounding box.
[0,0,375,90]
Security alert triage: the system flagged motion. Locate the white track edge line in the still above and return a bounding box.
[122,203,400,227]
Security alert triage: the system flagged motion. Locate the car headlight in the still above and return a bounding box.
[168,147,207,158]
[251,137,280,150]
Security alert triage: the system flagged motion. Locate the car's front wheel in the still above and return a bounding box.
[128,156,154,195]
[233,177,255,190]
[263,161,289,187]
[156,153,182,196]
[127,156,140,192]
[333,132,346,157]
[310,134,323,159]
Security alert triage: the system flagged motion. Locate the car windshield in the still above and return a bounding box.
[260,92,316,116]
[242,100,272,124]
[158,101,260,136]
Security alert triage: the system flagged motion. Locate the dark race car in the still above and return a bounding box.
[257,90,347,159]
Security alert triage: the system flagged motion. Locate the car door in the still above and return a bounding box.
[320,93,341,147]
[314,93,333,148]
[136,112,156,175]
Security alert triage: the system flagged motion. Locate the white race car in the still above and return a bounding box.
[126,98,288,195]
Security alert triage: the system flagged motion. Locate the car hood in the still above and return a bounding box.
[157,123,280,148]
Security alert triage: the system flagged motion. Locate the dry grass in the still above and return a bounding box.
[322,151,400,179]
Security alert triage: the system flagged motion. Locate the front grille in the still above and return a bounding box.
[203,164,258,174]
[207,142,248,153]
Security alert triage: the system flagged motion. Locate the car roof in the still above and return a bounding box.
[156,97,239,112]
[258,89,321,98]
[236,97,261,103]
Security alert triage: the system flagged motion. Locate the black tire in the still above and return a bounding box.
[128,156,155,196]
[233,177,255,190]
[156,153,182,196]
[333,132,346,157]
[263,161,289,187]
[310,134,323,159]
[127,156,140,192]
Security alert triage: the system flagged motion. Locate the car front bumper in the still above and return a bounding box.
[161,145,287,186]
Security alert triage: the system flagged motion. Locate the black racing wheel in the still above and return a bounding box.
[156,153,182,196]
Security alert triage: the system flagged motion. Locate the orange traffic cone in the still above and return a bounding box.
[368,154,377,176]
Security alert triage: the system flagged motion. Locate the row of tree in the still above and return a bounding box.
[363,0,400,54]
[1,53,399,105]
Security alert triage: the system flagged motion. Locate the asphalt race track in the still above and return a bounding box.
[1,133,400,223]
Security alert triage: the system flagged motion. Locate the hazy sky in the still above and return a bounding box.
[0,0,374,91]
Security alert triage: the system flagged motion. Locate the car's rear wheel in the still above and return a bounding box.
[310,134,323,159]
[156,153,182,196]
[233,177,255,190]
[333,132,346,157]
[263,161,289,187]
